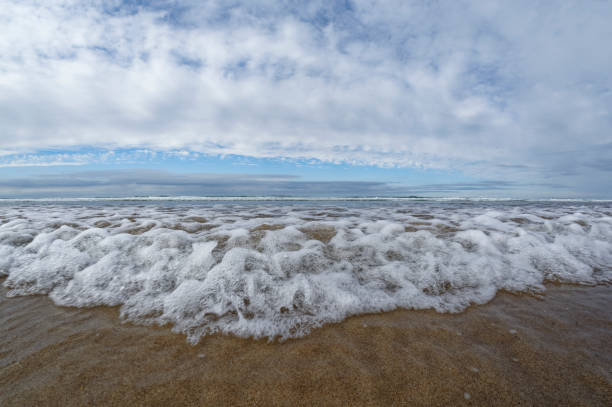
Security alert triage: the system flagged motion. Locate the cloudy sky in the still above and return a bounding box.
[1,0,611,198]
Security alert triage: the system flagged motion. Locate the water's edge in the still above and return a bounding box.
[1,201,611,342]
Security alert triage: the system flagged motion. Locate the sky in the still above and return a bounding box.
[1,0,611,198]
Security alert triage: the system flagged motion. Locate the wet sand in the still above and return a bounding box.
[1,281,611,406]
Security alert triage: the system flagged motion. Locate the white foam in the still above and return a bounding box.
[1,202,611,342]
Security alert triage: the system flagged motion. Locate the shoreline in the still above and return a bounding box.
[1,282,611,406]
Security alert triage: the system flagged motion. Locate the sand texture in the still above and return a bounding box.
[1,282,611,406]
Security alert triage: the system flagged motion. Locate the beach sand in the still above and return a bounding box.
[1,281,611,406]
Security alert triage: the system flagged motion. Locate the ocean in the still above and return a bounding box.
[1,197,610,342]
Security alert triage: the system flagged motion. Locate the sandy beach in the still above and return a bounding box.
[2,0,612,404]
[2,0,611,403]
[1,280,610,406]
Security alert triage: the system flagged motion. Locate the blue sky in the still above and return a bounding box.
[1,1,611,198]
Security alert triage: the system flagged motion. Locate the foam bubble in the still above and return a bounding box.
[1,202,611,342]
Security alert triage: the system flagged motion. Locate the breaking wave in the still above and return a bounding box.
[1,202,611,342]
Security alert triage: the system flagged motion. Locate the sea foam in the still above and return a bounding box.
[1,202,611,342]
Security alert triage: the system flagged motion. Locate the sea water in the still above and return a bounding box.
[1,198,611,342]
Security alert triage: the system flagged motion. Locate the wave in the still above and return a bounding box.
[1,202,611,342]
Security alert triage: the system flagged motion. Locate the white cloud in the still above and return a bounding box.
[0,152,96,167]
[0,0,611,189]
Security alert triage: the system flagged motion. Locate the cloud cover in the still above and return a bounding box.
[1,0,611,193]
[0,169,395,197]
[0,169,529,198]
